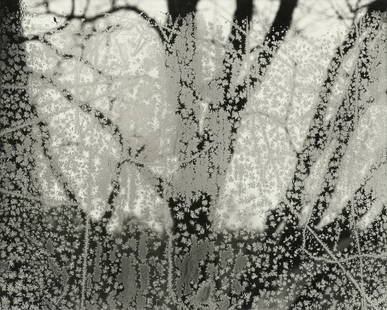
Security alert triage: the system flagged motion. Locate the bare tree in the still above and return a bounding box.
[1,0,387,309]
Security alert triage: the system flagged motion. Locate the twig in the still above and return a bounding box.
[305,225,380,308]
[23,4,168,43]
[37,72,125,147]
[37,72,169,206]
[38,121,79,205]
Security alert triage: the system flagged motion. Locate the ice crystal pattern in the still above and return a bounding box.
[1,1,387,309]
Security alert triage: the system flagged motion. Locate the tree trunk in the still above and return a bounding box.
[163,0,298,308]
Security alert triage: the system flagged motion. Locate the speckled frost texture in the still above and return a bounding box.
[1,0,387,309]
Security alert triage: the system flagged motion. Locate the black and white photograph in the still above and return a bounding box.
[1,0,387,309]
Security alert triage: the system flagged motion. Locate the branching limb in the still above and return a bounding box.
[245,0,299,89]
[199,0,297,195]
[165,3,203,166]
[38,121,79,206]
[37,72,168,227]
[104,145,171,224]
[264,10,379,236]
[37,72,125,147]
[197,0,254,178]
[22,4,168,43]
[307,17,384,229]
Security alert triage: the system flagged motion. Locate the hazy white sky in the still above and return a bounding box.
[24,0,361,38]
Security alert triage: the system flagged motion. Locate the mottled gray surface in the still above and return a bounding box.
[1,0,387,309]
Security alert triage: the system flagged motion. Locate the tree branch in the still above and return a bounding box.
[264,10,381,237]
[23,4,168,43]
[38,72,168,226]
[247,0,299,88]
[200,0,297,188]
[38,121,79,206]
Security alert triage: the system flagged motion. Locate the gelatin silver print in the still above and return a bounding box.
[1,0,387,309]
